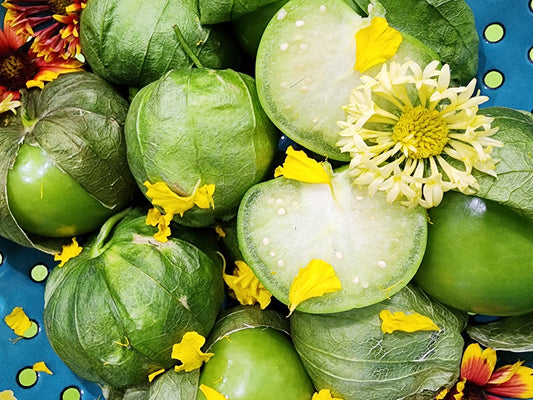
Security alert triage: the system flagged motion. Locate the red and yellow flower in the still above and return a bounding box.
[438,343,533,400]
[0,16,83,107]
[3,0,86,61]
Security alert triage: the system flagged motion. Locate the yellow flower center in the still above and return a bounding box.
[49,0,73,15]
[392,106,449,159]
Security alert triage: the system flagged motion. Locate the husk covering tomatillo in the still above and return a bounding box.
[0,71,137,253]
[80,0,242,88]
[43,207,225,388]
[125,68,279,227]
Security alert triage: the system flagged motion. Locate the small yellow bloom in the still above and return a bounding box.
[379,310,440,334]
[4,307,32,337]
[148,368,165,382]
[354,17,403,73]
[0,390,17,400]
[223,260,272,309]
[199,384,227,400]
[32,361,53,375]
[214,225,226,238]
[54,237,82,267]
[274,146,332,186]
[312,389,344,400]
[144,181,215,242]
[288,259,342,315]
[172,331,214,372]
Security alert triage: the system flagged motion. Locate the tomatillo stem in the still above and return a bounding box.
[89,207,131,258]
[172,24,203,68]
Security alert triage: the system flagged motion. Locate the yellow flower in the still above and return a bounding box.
[0,93,21,114]
[54,237,82,267]
[312,389,344,400]
[274,146,332,186]
[4,307,31,337]
[172,331,214,373]
[148,368,165,382]
[379,310,440,334]
[288,259,342,315]
[199,384,228,400]
[354,17,403,73]
[143,181,215,242]
[337,60,502,208]
[0,390,17,400]
[223,260,272,309]
[439,343,533,400]
[32,361,53,375]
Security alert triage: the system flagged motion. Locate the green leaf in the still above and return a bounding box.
[474,107,533,221]
[466,314,533,353]
[290,285,466,400]
[351,0,479,84]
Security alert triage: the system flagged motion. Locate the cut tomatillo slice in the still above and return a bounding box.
[237,167,428,313]
[255,0,438,160]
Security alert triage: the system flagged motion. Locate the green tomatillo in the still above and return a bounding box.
[0,71,137,253]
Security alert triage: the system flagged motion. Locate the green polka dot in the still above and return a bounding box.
[17,367,37,388]
[484,23,505,43]
[484,70,504,89]
[529,47,533,63]
[22,320,39,339]
[62,387,81,400]
[30,264,49,282]
[0,251,3,265]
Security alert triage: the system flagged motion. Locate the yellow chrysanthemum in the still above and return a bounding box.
[337,60,503,208]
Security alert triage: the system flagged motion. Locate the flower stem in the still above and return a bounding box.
[89,207,131,258]
[173,24,204,68]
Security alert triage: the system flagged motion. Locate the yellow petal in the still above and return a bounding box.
[54,237,82,267]
[355,17,403,73]
[148,368,166,382]
[0,390,17,400]
[32,361,53,375]
[460,343,496,385]
[312,389,344,400]
[379,310,440,334]
[214,225,226,238]
[144,181,215,242]
[199,384,227,400]
[223,260,272,309]
[172,332,214,372]
[4,307,32,337]
[288,259,342,315]
[146,207,163,226]
[274,146,331,185]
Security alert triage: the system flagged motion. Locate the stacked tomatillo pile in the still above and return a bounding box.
[0,0,532,400]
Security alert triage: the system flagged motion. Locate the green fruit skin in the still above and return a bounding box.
[198,327,315,400]
[43,210,225,388]
[414,191,533,316]
[125,68,279,227]
[7,144,117,238]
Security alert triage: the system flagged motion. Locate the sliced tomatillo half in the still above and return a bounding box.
[255,0,438,161]
[237,167,428,313]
